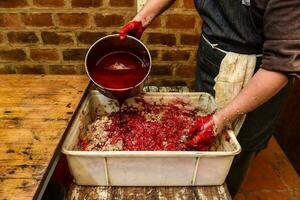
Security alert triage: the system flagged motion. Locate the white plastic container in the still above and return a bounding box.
[62,90,241,186]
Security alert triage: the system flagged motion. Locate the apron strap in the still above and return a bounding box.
[242,0,251,6]
[202,35,263,57]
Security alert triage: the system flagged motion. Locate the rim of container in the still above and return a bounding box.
[62,129,241,157]
[85,34,152,91]
[62,91,242,156]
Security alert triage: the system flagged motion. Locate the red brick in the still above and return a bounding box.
[162,51,190,61]
[0,33,3,43]
[22,13,53,27]
[0,49,26,61]
[48,65,78,74]
[72,0,102,7]
[246,191,290,200]
[160,79,187,86]
[109,0,134,7]
[77,32,106,44]
[0,66,16,74]
[63,49,87,61]
[144,77,160,86]
[0,13,21,27]
[150,64,172,76]
[95,14,124,27]
[180,34,200,45]
[33,0,64,7]
[41,32,74,45]
[149,50,158,60]
[183,0,195,9]
[166,14,195,29]
[147,77,189,88]
[30,49,59,61]
[57,13,89,27]
[175,65,196,78]
[16,65,45,74]
[186,79,195,90]
[148,17,161,29]
[7,32,39,43]
[0,0,28,8]
[77,65,86,74]
[147,33,176,46]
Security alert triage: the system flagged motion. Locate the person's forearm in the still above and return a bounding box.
[214,68,289,131]
[133,0,176,26]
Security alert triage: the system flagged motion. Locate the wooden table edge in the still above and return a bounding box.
[33,81,92,200]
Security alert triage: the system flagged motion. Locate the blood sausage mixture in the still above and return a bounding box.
[77,98,214,151]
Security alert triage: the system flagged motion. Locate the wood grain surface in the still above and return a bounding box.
[0,75,88,200]
[67,182,231,199]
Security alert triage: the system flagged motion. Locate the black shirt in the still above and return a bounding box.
[195,0,300,78]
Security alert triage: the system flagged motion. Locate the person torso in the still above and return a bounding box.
[194,0,268,54]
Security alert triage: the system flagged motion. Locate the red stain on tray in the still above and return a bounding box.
[78,98,215,151]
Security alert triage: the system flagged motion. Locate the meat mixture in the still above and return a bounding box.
[77,98,213,151]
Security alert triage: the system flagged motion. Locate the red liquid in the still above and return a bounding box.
[90,51,149,105]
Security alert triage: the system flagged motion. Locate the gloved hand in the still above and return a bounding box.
[119,21,145,40]
[186,114,216,151]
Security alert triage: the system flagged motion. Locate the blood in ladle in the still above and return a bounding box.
[90,51,149,106]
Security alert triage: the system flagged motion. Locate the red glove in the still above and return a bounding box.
[119,21,145,40]
[186,115,216,151]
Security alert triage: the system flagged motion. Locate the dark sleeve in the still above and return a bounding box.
[261,0,300,78]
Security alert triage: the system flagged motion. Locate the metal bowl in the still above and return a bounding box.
[85,34,152,99]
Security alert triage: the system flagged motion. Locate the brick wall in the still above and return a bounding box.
[0,0,202,88]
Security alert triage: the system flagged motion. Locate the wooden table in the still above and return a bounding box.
[66,86,232,200]
[67,185,231,200]
[0,76,231,200]
[0,75,89,200]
